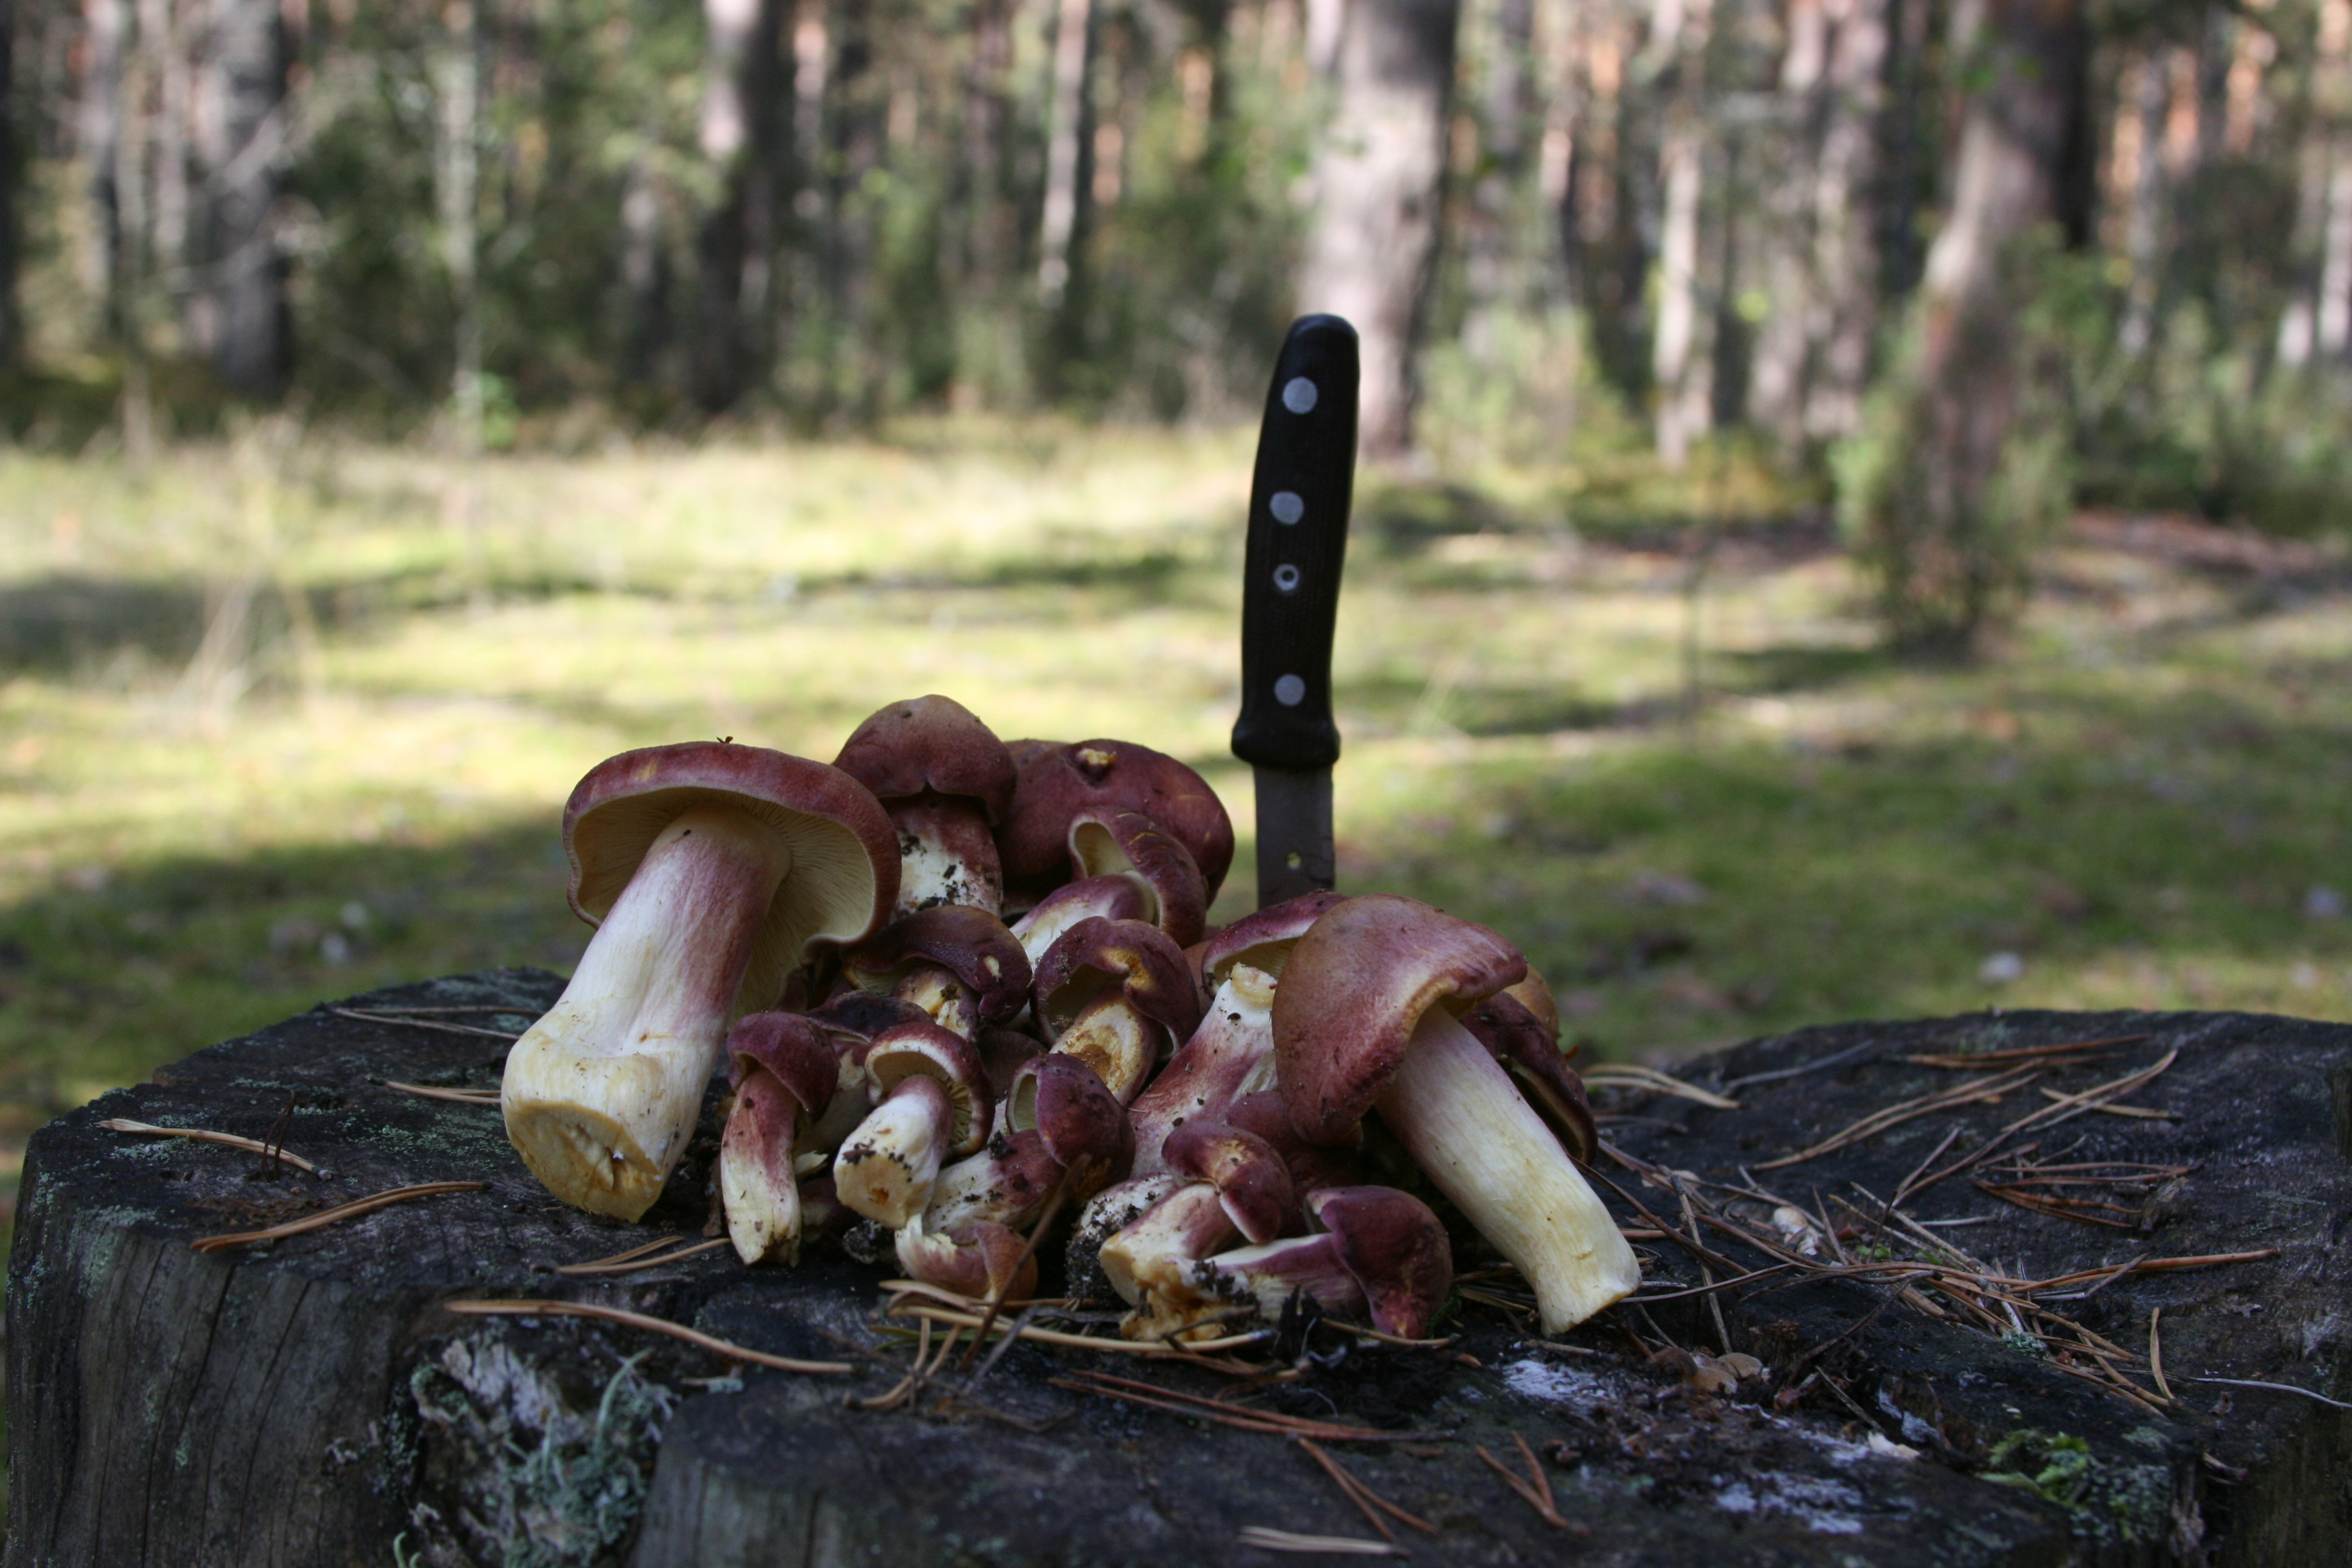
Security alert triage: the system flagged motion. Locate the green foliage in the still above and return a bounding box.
[1835,241,2079,658]
[1981,1429,2172,1543]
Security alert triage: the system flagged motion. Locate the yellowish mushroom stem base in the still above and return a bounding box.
[502,804,792,1220]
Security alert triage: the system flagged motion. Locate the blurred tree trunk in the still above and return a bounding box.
[618,152,670,389]
[139,0,184,338]
[1650,0,1710,466]
[1037,0,1096,388]
[0,0,18,367]
[434,0,482,448]
[2115,49,2166,356]
[1748,0,1888,449]
[1299,0,1460,463]
[1844,0,2089,655]
[1462,0,1534,357]
[691,0,786,412]
[80,0,129,341]
[192,0,290,399]
[957,0,1014,315]
[2281,0,2352,370]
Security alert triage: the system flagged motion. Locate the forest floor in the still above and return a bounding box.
[2,420,2350,1243]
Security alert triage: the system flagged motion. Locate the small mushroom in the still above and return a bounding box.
[841,904,1032,1037]
[1031,916,1201,1102]
[1195,889,1348,991]
[893,1216,1039,1302]
[501,742,897,1220]
[832,695,1019,918]
[718,1010,859,1264]
[923,1052,1132,1232]
[1098,1120,1298,1340]
[1275,894,1640,1335]
[1126,961,1279,1174]
[1061,809,1210,947]
[996,739,1235,913]
[1192,1184,1453,1340]
[1007,874,1155,969]
[832,1020,993,1229]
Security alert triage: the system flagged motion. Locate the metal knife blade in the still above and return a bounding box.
[1232,314,1358,910]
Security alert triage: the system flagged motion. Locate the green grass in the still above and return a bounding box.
[4,421,2351,1218]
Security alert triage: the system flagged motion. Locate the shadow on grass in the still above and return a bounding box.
[0,817,583,1132]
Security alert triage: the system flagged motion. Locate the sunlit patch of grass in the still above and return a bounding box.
[1,423,2348,1226]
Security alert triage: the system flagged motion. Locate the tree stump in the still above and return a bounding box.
[7,970,2348,1566]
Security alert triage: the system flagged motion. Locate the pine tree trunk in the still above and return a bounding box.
[1299,0,1461,463]
[434,0,482,448]
[1650,0,1711,467]
[194,0,290,399]
[1036,0,1097,388]
[691,0,786,413]
[1849,0,2089,654]
[79,0,130,343]
[0,0,18,367]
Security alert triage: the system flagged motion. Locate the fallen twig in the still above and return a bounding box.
[1901,1034,2149,1070]
[191,1180,480,1251]
[962,1174,1071,1371]
[1581,1065,1740,1109]
[103,1117,320,1174]
[381,1080,501,1105]
[1756,1067,2043,1170]
[894,1302,1267,1359]
[446,1298,855,1374]
[2149,1308,2173,1402]
[1057,1370,1417,1443]
[2188,1377,2352,1411]
[1298,1437,1436,1535]
[1474,1432,1583,1533]
[554,1236,730,1275]
[1234,1526,1406,1557]
[331,1006,522,1040]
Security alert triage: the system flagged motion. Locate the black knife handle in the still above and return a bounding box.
[1232,315,1357,773]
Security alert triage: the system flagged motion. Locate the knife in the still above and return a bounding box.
[1232,314,1358,910]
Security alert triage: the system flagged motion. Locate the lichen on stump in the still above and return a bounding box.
[6,973,2348,1566]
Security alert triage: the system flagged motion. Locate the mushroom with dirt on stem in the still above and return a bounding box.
[719,1010,862,1264]
[832,1020,993,1229]
[1275,893,1640,1335]
[1192,1184,1454,1341]
[500,742,897,1220]
[1030,915,1201,1103]
[832,695,1019,918]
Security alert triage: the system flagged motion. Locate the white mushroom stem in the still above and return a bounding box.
[1375,1007,1640,1334]
[1051,994,1155,1103]
[1192,1233,1368,1324]
[890,795,1002,918]
[834,1074,953,1229]
[502,805,794,1220]
[719,1071,805,1264]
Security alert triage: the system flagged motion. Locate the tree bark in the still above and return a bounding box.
[434,0,482,448]
[691,0,787,413]
[1298,0,1461,463]
[1036,0,1097,390]
[1748,0,1889,449]
[192,0,290,399]
[1847,0,2088,654]
[8,973,2349,1565]
[1650,0,1711,466]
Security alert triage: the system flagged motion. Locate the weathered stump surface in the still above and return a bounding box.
[6,971,2348,1566]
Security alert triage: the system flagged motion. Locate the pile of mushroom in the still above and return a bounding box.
[501,694,1640,1342]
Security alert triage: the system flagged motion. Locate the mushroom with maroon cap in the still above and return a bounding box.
[894,1216,1040,1302]
[1191,1185,1453,1341]
[996,739,1235,913]
[832,1019,993,1229]
[501,742,898,1220]
[1195,889,1348,992]
[1031,916,1202,1102]
[1099,1119,1297,1340]
[1007,874,1155,969]
[1126,961,1279,1175]
[923,1051,1132,1233]
[1274,893,1640,1335]
[841,904,1032,1038]
[832,695,1018,918]
[719,1010,859,1264]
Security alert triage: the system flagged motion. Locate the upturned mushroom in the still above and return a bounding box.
[996,739,1235,913]
[1274,894,1641,1335]
[922,1052,1132,1233]
[832,1020,992,1229]
[840,904,1032,1038]
[1007,874,1155,968]
[1098,1119,1296,1339]
[1195,889,1348,991]
[1031,916,1201,1102]
[832,695,1019,918]
[719,1010,858,1264]
[1126,961,1279,1175]
[1192,1184,1454,1340]
[501,742,897,1220]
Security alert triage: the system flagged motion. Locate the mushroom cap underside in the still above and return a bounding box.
[564,742,900,1008]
